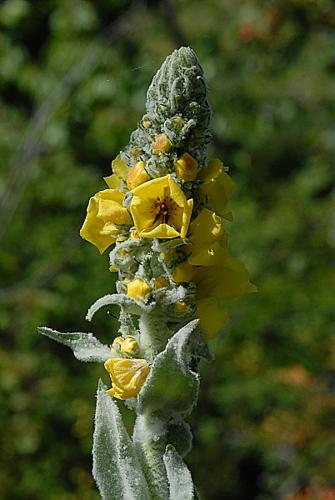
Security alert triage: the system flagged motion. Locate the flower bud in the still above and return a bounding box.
[127,161,149,190]
[175,301,187,312]
[151,133,172,154]
[154,277,169,289]
[127,278,151,302]
[175,153,198,181]
[112,336,138,355]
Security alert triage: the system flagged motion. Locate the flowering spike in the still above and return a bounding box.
[39,46,256,499]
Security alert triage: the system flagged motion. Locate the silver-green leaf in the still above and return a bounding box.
[37,326,113,362]
[93,381,150,500]
[138,319,200,417]
[163,445,194,500]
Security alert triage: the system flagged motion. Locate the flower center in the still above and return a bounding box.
[151,196,178,226]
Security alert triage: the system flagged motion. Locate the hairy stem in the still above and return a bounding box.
[133,412,169,499]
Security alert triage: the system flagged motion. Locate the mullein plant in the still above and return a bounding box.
[39,47,256,499]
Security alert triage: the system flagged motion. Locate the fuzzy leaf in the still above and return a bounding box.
[86,293,154,321]
[164,445,194,500]
[38,327,113,362]
[138,320,200,416]
[93,381,150,500]
[167,419,193,458]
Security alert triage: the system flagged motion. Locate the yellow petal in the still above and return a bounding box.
[104,358,149,400]
[139,223,180,239]
[181,198,193,239]
[200,158,225,182]
[80,196,117,254]
[197,298,229,338]
[188,241,222,266]
[200,159,234,217]
[112,154,128,180]
[127,279,151,302]
[80,189,132,253]
[189,208,223,247]
[172,261,195,283]
[97,198,132,226]
[167,175,187,208]
[196,250,257,300]
[104,174,121,189]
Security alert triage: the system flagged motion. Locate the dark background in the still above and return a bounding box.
[1,0,334,498]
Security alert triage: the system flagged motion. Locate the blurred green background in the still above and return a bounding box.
[1,0,334,499]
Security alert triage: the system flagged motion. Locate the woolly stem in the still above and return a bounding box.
[133,412,169,499]
[139,311,171,361]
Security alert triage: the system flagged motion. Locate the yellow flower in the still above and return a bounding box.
[195,247,257,300]
[195,249,256,338]
[104,358,149,400]
[152,133,172,154]
[104,155,128,189]
[111,336,138,355]
[127,278,151,302]
[127,161,149,190]
[200,159,234,220]
[130,175,193,239]
[197,298,229,338]
[172,261,195,283]
[80,189,132,254]
[175,153,198,181]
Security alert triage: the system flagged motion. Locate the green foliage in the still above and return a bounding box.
[0,0,334,499]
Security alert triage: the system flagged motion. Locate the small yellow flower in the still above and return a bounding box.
[200,159,234,220]
[80,189,132,254]
[154,277,169,289]
[118,248,129,257]
[111,336,138,355]
[175,153,198,181]
[127,161,149,190]
[172,261,195,283]
[172,116,184,129]
[127,278,151,302]
[130,175,193,239]
[142,119,151,129]
[197,298,229,338]
[131,146,141,157]
[104,358,149,400]
[152,133,172,154]
[175,300,187,312]
[104,155,128,189]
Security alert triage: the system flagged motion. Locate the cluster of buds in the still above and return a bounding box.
[40,47,255,499]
